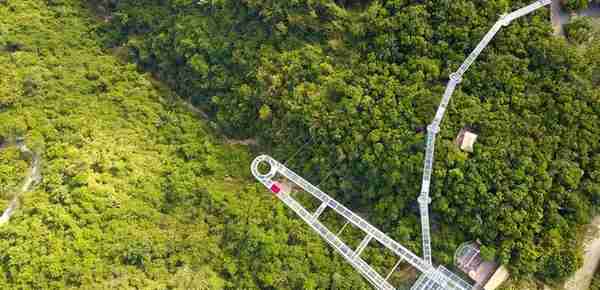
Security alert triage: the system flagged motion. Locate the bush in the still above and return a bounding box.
[564,17,598,44]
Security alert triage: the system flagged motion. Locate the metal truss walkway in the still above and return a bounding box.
[251,1,552,289]
[417,0,551,267]
[252,155,471,290]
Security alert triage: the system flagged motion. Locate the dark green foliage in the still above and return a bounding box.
[562,0,597,12]
[102,0,600,283]
[3,0,600,287]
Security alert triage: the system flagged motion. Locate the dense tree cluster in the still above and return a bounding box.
[564,16,600,44]
[99,0,600,283]
[1,0,598,288]
[562,0,600,12]
[0,1,375,288]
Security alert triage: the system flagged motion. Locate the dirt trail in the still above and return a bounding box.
[551,0,564,36]
[563,216,600,290]
[0,142,41,226]
[226,139,257,146]
[183,101,257,146]
[184,101,210,120]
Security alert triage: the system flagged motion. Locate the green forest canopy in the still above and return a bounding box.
[101,0,600,282]
[0,0,598,288]
[0,147,29,209]
[563,0,600,12]
[0,1,376,289]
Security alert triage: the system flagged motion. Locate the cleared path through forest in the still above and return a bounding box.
[0,142,41,226]
[183,101,257,146]
[563,216,600,290]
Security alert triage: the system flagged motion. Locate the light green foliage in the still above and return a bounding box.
[102,0,600,283]
[564,16,599,45]
[480,245,497,262]
[0,1,370,289]
[0,147,28,204]
[2,0,599,287]
[497,278,540,290]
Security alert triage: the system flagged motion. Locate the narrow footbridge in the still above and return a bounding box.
[252,1,552,289]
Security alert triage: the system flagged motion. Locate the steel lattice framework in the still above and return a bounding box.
[419,0,552,266]
[251,1,552,289]
[252,155,470,290]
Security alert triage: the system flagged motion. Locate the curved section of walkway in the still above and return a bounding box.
[417,0,552,265]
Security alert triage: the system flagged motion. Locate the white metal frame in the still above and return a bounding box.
[417,0,551,267]
[252,155,469,290]
[251,1,552,289]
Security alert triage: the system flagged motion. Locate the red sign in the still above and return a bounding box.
[270,184,281,194]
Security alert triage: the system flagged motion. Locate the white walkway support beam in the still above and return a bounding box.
[251,155,472,290]
[355,235,373,257]
[251,1,552,289]
[385,259,404,281]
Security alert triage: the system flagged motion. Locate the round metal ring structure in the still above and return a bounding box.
[449,72,463,84]
[251,155,278,181]
[417,195,432,205]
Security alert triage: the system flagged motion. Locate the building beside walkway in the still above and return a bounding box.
[455,129,478,153]
[454,242,509,290]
